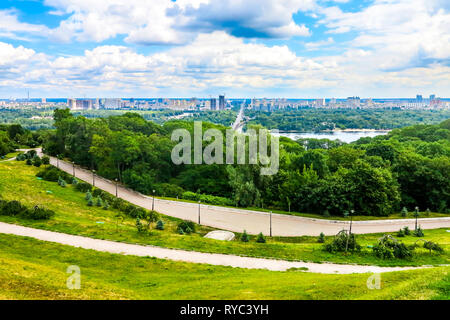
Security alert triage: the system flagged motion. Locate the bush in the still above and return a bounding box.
[323,210,330,218]
[33,156,42,167]
[156,220,165,230]
[156,183,184,198]
[372,235,412,259]
[37,166,71,183]
[182,191,234,206]
[177,220,196,234]
[85,191,92,201]
[317,232,325,243]
[72,178,78,185]
[425,208,431,217]
[41,156,50,165]
[75,182,92,193]
[87,198,93,207]
[26,158,32,165]
[0,200,28,216]
[58,176,66,187]
[403,226,411,235]
[401,207,408,217]
[256,232,266,243]
[95,197,103,207]
[241,230,249,242]
[325,231,361,253]
[423,241,444,253]
[136,218,145,233]
[92,188,104,198]
[103,200,109,210]
[16,153,27,161]
[414,226,424,237]
[23,205,55,220]
[396,229,405,237]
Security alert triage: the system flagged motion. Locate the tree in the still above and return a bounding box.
[317,232,325,243]
[256,232,266,243]
[241,230,249,242]
[156,219,164,230]
[401,207,408,217]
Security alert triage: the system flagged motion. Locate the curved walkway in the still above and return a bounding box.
[35,150,450,237]
[0,222,431,274]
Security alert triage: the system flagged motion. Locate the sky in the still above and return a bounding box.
[0,0,449,99]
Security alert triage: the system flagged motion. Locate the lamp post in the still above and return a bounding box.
[72,162,75,177]
[56,155,59,169]
[269,211,272,237]
[115,178,118,197]
[92,170,96,187]
[198,201,201,224]
[414,207,419,231]
[152,189,155,211]
[349,209,354,234]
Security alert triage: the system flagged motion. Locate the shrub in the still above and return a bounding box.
[372,235,412,259]
[25,150,37,159]
[0,200,28,216]
[33,156,42,167]
[75,182,92,193]
[103,200,109,210]
[26,158,32,165]
[182,191,234,206]
[177,220,196,234]
[414,226,424,237]
[156,183,184,198]
[136,218,145,233]
[72,178,78,185]
[87,198,93,207]
[22,205,55,220]
[323,210,330,218]
[403,226,411,235]
[241,230,249,242]
[16,153,27,161]
[41,156,50,165]
[423,241,444,253]
[85,191,92,201]
[317,232,325,243]
[58,176,66,187]
[95,197,103,207]
[425,208,431,217]
[156,220,164,230]
[325,231,361,253]
[256,232,266,243]
[92,188,104,198]
[401,207,408,217]
[37,166,71,183]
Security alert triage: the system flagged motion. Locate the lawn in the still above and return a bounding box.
[0,160,449,267]
[0,233,448,300]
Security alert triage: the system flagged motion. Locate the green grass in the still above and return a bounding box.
[0,233,448,300]
[0,160,449,267]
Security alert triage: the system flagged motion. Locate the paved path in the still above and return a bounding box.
[0,222,430,274]
[35,149,450,236]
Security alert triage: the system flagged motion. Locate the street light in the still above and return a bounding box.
[152,189,156,211]
[115,178,118,197]
[414,206,419,231]
[269,211,272,237]
[92,170,96,186]
[198,200,201,224]
[349,209,354,234]
[72,162,75,177]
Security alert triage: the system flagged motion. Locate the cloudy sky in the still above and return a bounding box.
[0,0,449,98]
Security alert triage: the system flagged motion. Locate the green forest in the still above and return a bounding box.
[245,108,450,132]
[36,109,450,217]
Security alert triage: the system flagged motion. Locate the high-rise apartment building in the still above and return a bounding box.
[210,98,217,110]
[219,95,225,110]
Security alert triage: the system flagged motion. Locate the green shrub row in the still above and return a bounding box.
[0,199,55,220]
[182,191,234,206]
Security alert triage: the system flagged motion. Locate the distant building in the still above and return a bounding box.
[416,94,423,102]
[76,99,92,110]
[210,98,217,110]
[104,98,122,109]
[430,94,436,101]
[67,98,76,109]
[219,95,225,110]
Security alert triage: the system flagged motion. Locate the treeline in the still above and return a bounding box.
[0,123,42,156]
[42,109,450,216]
[245,108,450,132]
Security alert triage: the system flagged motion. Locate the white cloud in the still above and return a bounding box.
[0,9,50,40]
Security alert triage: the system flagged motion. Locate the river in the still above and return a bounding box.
[272,130,390,143]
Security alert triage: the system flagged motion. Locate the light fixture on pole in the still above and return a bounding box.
[269,211,272,237]
[198,200,201,224]
[152,189,156,211]
[72,162,75,177]
[115,178,118,197]
[92,170,96,186]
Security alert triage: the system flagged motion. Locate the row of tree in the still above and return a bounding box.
[42,109,450,216]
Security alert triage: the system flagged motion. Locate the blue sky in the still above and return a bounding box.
[0,0,449,98]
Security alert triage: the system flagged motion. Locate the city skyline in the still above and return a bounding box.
[0,0,449,98]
